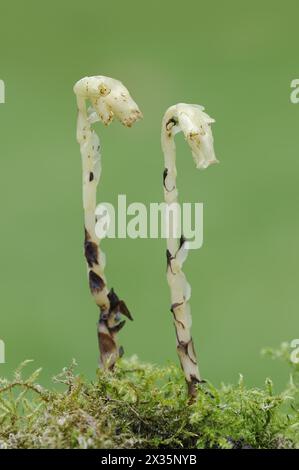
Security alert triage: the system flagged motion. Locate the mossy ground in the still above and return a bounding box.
[0,344,298,449]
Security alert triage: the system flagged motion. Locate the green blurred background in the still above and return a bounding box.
[0,0,298,389]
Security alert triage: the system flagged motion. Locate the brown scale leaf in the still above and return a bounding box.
[89,271,105,293]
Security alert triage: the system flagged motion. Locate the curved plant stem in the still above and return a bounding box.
[161,103,217,397]
[74,76,142,370]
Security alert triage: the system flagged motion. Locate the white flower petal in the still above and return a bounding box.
[166,103,218,170]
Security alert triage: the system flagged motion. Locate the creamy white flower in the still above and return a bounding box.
[163,103,218,169]
[74,75,142,127]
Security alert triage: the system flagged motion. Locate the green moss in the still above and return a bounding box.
[0,346,298,449]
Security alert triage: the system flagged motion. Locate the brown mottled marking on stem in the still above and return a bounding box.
[187,375,200,400]
[170,301,184,312]
[84,228,91,242]
[84,229,99,267]
[89,270,105,293]
[166,249,175,273]
[163,168,168,187]
[162,168,171,191]
[97,287,133,369]
[85,241,99,267]
[109,320,126,334]
[163,167,175,192]
[106,289,133,322]
[98,331,117,370]
[176,338,197,366]
[171,302,185,329]
[179,235,186,249]
[172,317,185,330]
[108,288,119,310]
[172,316,185,330]
[177,340,189,356]
[187,340,198,365]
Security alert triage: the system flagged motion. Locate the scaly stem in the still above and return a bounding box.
[161,103,217,397]
[74,76,141,370]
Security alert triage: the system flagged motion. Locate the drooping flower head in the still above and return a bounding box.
[74,76,142,127]
[162,103,218,169]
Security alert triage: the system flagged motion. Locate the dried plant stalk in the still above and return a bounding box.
[74,76,142,370]
[161,103,217,397]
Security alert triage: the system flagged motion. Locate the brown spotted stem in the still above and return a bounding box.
[74,75,142,370]
[161,103,217,397]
